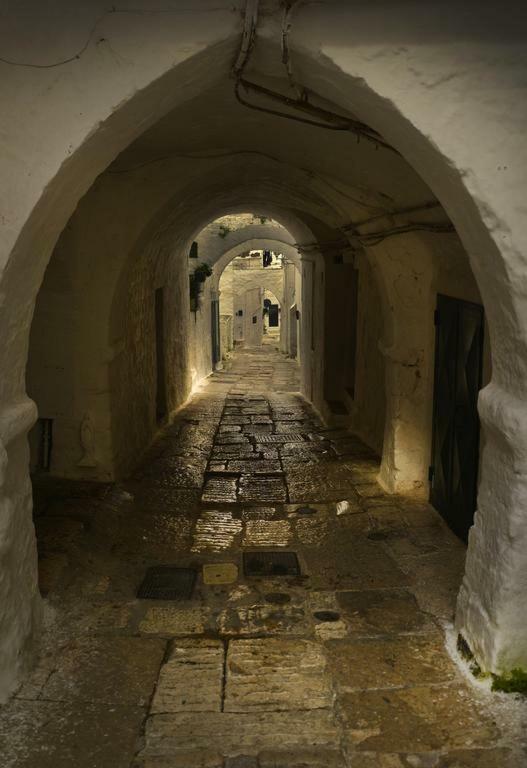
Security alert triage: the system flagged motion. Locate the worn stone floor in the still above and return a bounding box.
[1,344,526,767]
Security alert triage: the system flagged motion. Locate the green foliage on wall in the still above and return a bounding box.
[189,263,213,312]
[491,669,527,695]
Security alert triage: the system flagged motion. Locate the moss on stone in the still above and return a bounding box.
[491,668,527,695]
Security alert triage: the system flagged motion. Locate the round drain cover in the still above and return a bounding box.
[265,592,291,605]
[313,610,341,622]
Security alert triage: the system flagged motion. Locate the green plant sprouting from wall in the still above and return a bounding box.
[491,668,527,695]
[457,635,527,695]
[218,224,231,238]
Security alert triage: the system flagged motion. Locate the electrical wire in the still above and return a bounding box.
[232,0,259,78]
[349,200,442,229]
[281,0,305,100]
[0,7,231,68]
[235,78,394,151]
[232,0,397,151]
[356,221,455,247]
[0,14,108,68]
[296,220,455,252]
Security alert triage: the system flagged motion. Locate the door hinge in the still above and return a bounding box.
[434,309,440,326]
[428,465,435,482]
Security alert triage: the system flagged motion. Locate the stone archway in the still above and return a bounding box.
[1,6,526,700]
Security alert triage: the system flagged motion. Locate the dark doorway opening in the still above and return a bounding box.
[430,294,484,541]
[155,287,167,422]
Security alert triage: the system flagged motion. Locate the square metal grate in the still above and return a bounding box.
[243,551,301,578]
[137,566,196,600]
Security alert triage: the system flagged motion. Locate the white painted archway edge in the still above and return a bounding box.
[0,6,526,697]
[211,238,302,290]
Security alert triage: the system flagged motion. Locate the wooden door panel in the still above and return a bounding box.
[430,295,484,541]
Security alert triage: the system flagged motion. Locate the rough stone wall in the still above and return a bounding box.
[109,235,192,478]
[347,251,386,455]
[301,256,326,410]
[280,263,298,356]
[27,235,87,475]
[189,285,214,388]
[370,232,490,496]
[27,192,194,482]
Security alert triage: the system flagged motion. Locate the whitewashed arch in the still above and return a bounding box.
[0,6,526,697]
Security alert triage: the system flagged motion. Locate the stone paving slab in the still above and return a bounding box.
[217,604,309,637]
[40,636,165,706]
[227,460,282,473]
[142,709,340,757]
[339,685,501,753]
[238,476,288,503]
[224,638,333,712]
[336,588,436,636]
[202,477,238,503]
[346,751,521,768]
[327,633,456,690]
[258,749,347,767]
[286,464,359,502]
[242,519,293,547]
[192,510,242,551]
[140,606,207,636]
[151,639,224,713]
[0,700,146,768]
[305,540,413,591]
[135,753,223,768]
[212,445,257,458]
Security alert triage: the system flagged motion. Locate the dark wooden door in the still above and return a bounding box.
[268,304,279,327]
[430,294,484,541]
[211,299,220,366]
[155,288,167,422]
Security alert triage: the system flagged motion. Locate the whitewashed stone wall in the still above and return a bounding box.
[0,0,526,697]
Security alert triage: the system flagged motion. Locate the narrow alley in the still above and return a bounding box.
[0,345,523,768]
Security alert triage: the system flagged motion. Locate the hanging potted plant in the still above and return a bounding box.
[193,262,213,283]
[189,262,213,311]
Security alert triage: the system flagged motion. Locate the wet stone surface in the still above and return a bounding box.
[3,345,525,767]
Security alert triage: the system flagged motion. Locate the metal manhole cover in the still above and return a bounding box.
[243,551,301,577]
[254,434,305,444]
[137,566,196,600]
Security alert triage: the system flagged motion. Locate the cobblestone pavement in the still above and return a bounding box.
[1,344,526,767]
